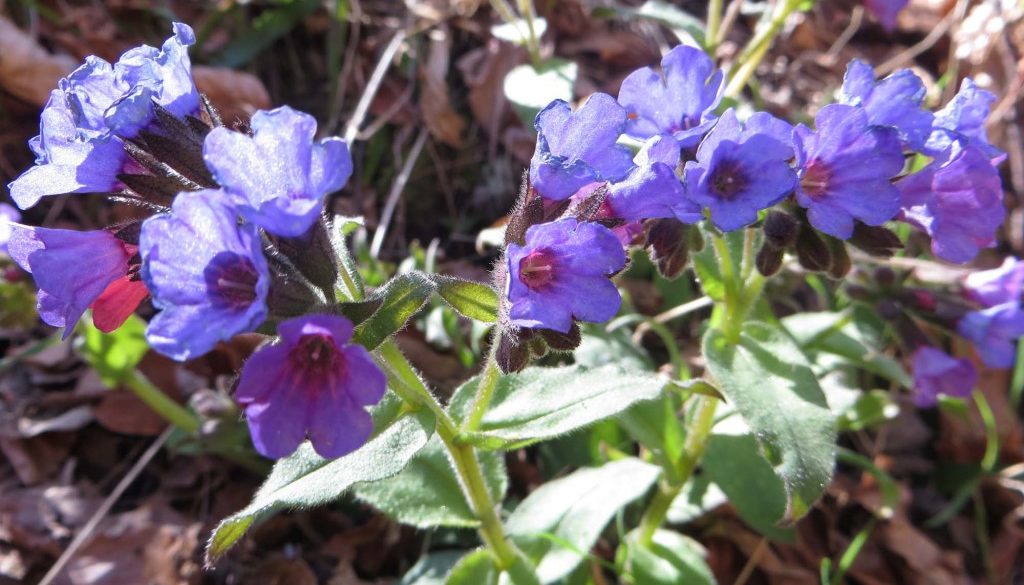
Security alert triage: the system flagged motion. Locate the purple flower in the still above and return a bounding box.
[864,0,908,31]
[964,257,1024,308]
[140,190,270,361]
[0,204,20,254]
[897,142,1004,264]
[926,78,1004,160]
[617,45,724,148]
[958,303,1024,369]
[793,104,904,239]
[911,347,977,408]
[603,162,696,224]
[838,60,933,151]
[62,22,198,138]
[505,218,626,333]
[235,314,387,459]
[203,106,352,237]
[683,110,796,231]
[6,225,139,337]
[529,94,634,201]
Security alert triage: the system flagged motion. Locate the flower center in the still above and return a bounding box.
[519,249,557,291]
[204,252,259,309]
[292,334,343,376]
[800,159,831,200]
[709,159,747,200]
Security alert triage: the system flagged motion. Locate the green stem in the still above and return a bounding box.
[706,0,723,51]
[122,370,200,434]
[637,395,719,546]
[376,339,518,569]
[711,233,743,344]
[464,331,503,432]
[724,0,805,98]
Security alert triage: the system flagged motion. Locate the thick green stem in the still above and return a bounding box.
[464,332,503,432]
[122,370,200,434]
[376,339,518,569]
[706,0,724,51]
[637,395,719,546]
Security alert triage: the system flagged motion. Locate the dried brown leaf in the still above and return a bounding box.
[419,27,465,148]
[0,17,76,106]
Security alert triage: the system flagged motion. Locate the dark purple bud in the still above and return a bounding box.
[795,226,831,272]
[497,331,530,374]
[763,210,799,249]
[539,323,582,352]
[826,237,851,279]
[873,267,896,287]
[645,218,691,280]
[755,243,784,277]
[849,223,903,257]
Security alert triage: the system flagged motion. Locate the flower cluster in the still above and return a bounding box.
[499,45,1010,375]
[6,24,380,460]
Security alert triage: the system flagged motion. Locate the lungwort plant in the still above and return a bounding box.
[4,7,1019,584]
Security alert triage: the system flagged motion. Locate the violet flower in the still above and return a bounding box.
[911,347,977,408]
[6,225,143,337]
[505,218,626,333]
[617,45,724,148]
[140,190,270,361]
[958,303,1024,369]
[838,60,933,151]
[926,78,1004,160]
[529,94,634,201]
[683,110,796,231]
[897,142,1004,264]
[864,0,908,31]
[793,104,905,239]
[203,106,352,237]
[964,258,1024,308]
[235,314,386,459]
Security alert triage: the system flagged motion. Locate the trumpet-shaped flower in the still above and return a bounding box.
[529,94,634,201]
[864,0,908,31]
[617,45,724,148]
[505,218,626,333]
[683,110,796,231]
[958,303,1024,369]
[235,314,387,459]
[793,104,904,239]
[897,142,1004,264]
[838,60,933,151]
[140,190,270,361]
[911,347,976,408]
[926,78,1004,160]
[203,106,353,237]
[964,257,1024,308]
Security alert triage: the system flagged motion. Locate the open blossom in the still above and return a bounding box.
[838,60,933,151]
[964,258,1024,308]
[505,218,626,333]
[926,78,1003,160]
[529,94,633,201]
[204,106,352,237]
[958,303,1024,369]
[793,104,904,239]
[6,225,145,336]
[140,190,270,361]
[911,347,977,408]
[897,142,1004,264]
[864,0,908,31]
[235,315,386,459]
[7,23,198,210]
[683,110,796,232]
[617,45,724,148]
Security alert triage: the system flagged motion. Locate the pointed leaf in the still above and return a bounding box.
[432,275,499,323]
[621,529,714,585]
[354,271,437,349]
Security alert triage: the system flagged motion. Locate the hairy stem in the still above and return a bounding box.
[464,330,503,432]
[123,370,200,434]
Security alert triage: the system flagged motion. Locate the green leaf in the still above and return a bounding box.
[446,550,498,585]
[354,272,437,350]
[206,410,434,561]
[702,322,836,523]
[77,314,149,387]
[574,326,654,371]
[619,393,685,479]
[702,429,795,542]
[506,458,660,584]
[399,551,466,585]
[665,474,727,525]
[431,275,499,323]
[504,59,578,127]
[835,389,899,432]
[353,434,507,528]
[621,529,714,585]
[449,364,671,450]
[213,0,321,67]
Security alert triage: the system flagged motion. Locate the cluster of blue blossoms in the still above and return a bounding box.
[0,26,1018,458]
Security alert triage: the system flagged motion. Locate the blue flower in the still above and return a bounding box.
[529,94,634,201]
[203,106,353,237]
[864,0,908,31]
[838,60,933,151]
[911,347,976,407]
[7,224,140,337]
[140,189,270,361]
[926,78,1004,160]
[793,104,905,239]
[964,258,1024,308]
[505,218,626,333]
[683,110,796,231]
[617,45,724,148]
[898,142,1004,264]
[235,314,386,459]
[958,303,1024,369]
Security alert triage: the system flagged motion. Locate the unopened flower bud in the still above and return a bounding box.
[755,243,784,277]
[849,223,903,257]
[645,218,690,280]
[763,211,799,249]
[497,332,530,374]
[795,226,831,272]
[874,267,896,288]
[540,323,582,352]
[845,284,871,301]
[826,237,851,279]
